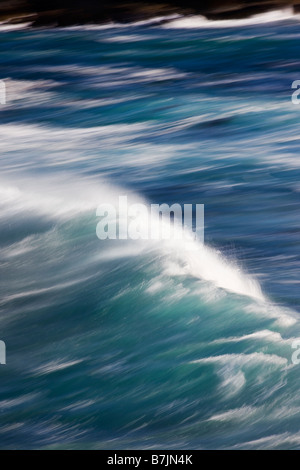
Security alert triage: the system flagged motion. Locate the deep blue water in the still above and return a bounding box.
[0,12,300,449]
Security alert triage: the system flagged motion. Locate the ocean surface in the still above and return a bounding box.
[0,9,300,449]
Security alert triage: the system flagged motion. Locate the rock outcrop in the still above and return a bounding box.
[1,0,300,27]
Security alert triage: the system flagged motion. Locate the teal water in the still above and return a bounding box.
[0,12,300,449]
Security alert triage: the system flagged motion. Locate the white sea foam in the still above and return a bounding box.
[61,14,182,31]
[0,393,40,408]
[245,303,297,327]
[33,359,83,376]
[0,277,94,306]
[208,406,258,422]
[212,330,286,345]
[2,79,60,107]
[163,8,300,29]
[163,241,264,300]
[233,432,300,450]
[191,353,288,400]
[209,405,300,425]
[0,22,32,32]
[102,34,155,43]
[0,235,38,259]
[190,352,288,367]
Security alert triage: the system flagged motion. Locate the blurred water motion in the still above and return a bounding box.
[0,10,299,450]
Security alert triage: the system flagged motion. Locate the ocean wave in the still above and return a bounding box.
[0,174,264,301]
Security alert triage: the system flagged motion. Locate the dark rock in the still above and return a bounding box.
[0,0,299,27]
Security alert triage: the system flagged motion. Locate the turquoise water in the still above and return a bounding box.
[0,12,300,449]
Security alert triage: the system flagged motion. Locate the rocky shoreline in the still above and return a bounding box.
[1,1,300,27]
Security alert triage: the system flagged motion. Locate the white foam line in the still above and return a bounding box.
[208,406,259,422]
[0,22,32,32]
[33,359,83,376]
[163,8,300,29]
[211,330,285,345]
[190,352,288,367]
[233,432,300,450]
[60,14,182,31]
